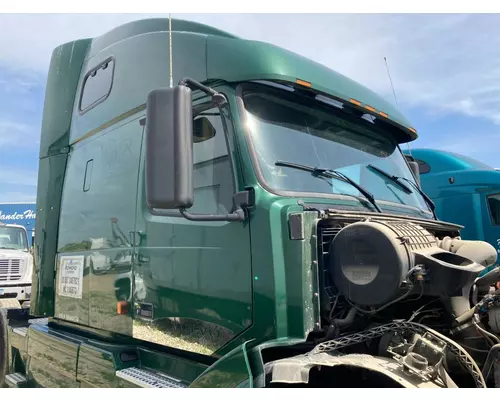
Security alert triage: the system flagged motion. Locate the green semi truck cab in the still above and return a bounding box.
[2,18,500,388]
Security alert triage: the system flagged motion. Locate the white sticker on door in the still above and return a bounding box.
[58,255,85,299]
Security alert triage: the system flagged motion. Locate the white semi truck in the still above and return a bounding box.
[0,222,32,307]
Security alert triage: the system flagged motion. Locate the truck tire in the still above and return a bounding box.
[0,308,7,388]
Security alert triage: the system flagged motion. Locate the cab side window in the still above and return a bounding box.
[488,194,500,225]
[189,106,234,215]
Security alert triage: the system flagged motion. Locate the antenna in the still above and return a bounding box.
[169,13,173,88]
[384,57,399,109]
[384,56,411,155]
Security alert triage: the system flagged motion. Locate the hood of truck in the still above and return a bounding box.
[0,248,29,258]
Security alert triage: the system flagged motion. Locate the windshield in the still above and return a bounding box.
[0,226,29,251]
[242,84,430,214]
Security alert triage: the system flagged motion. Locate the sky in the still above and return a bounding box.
[1,13,500,202]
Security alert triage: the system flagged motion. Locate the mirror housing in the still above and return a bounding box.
[404,154,421,188]
[145,85,193,210]
[144,77,248,223]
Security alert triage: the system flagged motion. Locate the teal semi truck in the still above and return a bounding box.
[2,18,500,388]
[403,148,500,272]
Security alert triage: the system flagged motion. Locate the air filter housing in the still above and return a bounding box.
[329,220,484,307]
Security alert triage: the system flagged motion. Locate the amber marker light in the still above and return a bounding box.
[117,301,129,315]
[296,78,312,88]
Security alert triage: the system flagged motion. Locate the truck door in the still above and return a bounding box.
[133,97,253,356]
[482,192,500,267]
[56,116,143,333]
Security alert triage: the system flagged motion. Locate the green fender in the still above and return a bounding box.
[190,340,254,388]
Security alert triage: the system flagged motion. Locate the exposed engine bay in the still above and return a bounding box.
[265,211,500,388]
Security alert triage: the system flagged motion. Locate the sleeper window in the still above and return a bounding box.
[80,59,114,112]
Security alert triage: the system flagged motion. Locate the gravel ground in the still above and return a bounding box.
[133,320,215,355]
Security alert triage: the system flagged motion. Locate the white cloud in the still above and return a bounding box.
[0,121,39,148]
[0,192,36,203]
[0,72,43,95]
[0,166,38,187]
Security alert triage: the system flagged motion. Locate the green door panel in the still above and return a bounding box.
[133,102,253,357]
[55,114,144,335]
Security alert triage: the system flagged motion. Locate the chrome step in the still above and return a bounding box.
[116,367,186,388]
[12,327,28,337]
[5,373,27,388]
[28,317,49,325]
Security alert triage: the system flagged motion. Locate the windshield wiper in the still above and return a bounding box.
[275,160,382,213]
[367,164,413,194]
[367,164,436,217]
[397,176,437,216]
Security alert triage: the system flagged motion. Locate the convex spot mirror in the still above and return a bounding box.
[193,116,216,143]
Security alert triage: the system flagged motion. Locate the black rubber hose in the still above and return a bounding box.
[333,307,357,328]
[317,308,357,344]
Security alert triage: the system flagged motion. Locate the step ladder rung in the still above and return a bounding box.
[12,327,28,337]
[116,367,186,388]
[5,373,27,388]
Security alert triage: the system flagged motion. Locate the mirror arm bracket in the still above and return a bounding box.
[178,189,254,223]
[178,77,226,106]
[179,208,245,222]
